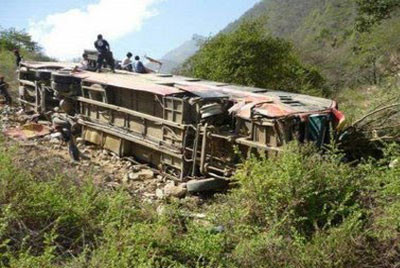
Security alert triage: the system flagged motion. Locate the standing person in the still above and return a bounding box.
[14,49,22,67]
[134,56,146,74]
[94,34,115,73]
[0,75,12,105]
[121,52,133,71]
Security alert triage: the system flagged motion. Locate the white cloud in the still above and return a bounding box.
[29,0,162,60]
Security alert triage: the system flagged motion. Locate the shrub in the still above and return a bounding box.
[180,20,327,96]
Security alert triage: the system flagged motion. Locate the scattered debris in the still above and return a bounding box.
[155,189,164,199]
[187,178,229,193]
[340,102,400,160]
[163,182,187,198]
[124,169,154,182]
[3,123,51,140]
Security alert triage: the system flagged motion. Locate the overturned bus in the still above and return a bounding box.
[17,61,344,183]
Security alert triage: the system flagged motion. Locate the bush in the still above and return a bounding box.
[356,0,400,32]
[180,20,327,96]
[214,144,366,237]
[1,139,400,267]
[0,143,230,267]
[209,143,400,267]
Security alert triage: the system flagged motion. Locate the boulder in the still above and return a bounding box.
[137,169,154,180]
[389,159,400,169]
[125,169,154,182]
[164,183,187,198]
[155,188,164,199]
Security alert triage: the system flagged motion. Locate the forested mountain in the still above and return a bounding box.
[203,0,400,89]
[147,34,206,73]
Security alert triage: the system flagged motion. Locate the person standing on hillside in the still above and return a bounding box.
[14,49,22,68]
[94,34,115,73]
[0,75,12,105]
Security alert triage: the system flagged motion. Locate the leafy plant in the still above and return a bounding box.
[180,20,327,96]
[356,0,400,32]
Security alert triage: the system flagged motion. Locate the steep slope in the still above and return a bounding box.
[210,0,400,88]
[147,34,206,73]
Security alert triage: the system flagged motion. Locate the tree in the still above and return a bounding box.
[356,0,400,32]
[180,21,326,95]
[0,26,52,62]
[0,28,40,51]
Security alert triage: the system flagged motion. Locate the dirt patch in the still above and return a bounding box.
[0,104,191,203]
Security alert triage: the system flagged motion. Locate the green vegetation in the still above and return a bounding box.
[180,21,326,96]
[356,0,400,31]
[2,137,400,267]
[192,0,400,90]
[0,27,51,86]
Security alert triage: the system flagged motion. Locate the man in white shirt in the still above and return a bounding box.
[73,53,92,73]
[121,52,133,72]
[79,53,90,70]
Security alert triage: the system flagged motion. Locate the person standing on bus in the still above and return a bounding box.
[94,34,115,72]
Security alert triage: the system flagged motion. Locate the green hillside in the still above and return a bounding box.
[0,28,51,87]
[223,0,400,89]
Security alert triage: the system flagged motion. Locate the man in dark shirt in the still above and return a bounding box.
[0,76,12,105]
[94,34,115,72]
[14,49,22,67]
[134,56,146,73]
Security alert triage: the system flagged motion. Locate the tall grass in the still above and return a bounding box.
[1,139,400,267]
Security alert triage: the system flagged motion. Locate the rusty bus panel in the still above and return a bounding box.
[18,61,345,184]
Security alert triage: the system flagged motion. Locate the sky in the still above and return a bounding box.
[0,0,260,60]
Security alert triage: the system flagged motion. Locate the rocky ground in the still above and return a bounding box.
[0,104,200,205]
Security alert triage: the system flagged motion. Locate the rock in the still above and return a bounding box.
[132,165,143,172]
[106,182,121,189]
[155,188,164,199]
[191,213,206,219]
[389,159,399,169]
[125,169,154,181]
[127,172,140,181]
[104,176,113,182]
[122,174,129,184]
[76,137,84,144]
[100,154,108,161]
[210,225,225,234]
[164,183,187,198]
[50,132,63,140]
[156,205,166,216]
[49,138,60,144]
[125,161,133,168]
[143,193,156,198]
[138,169,154,180]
